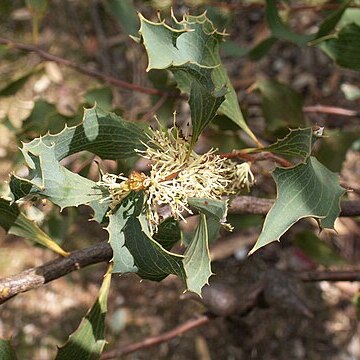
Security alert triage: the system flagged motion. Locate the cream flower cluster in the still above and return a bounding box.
[98,124,254,231]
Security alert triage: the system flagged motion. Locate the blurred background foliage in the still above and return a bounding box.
[0,1,359,359]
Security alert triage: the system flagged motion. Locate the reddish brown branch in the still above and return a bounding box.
[0,37,173,97]
[298,270,360,282]
[1,198,360,305]
[101,314,212,359]
[303,105,358,117]
[0,241,112,305]
[221,151,292,167]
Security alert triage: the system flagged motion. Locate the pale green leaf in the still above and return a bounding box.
[250,156,346,254]
[184,214,213,296]
[137,13,258,143]
[0,198,68,256]
[108,193,186,282]
[188,197,227,243]
[56,268,112,360]
[0,339,17,360]
[9,105,148,208]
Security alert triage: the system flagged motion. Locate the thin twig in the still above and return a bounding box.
[0,37,173,97]
[303,105,358,117]
[221,150,292,167]
[101,314,212,359]
[298,270,360,282]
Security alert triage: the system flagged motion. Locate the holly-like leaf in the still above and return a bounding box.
[188,197,227,221]
[255,79,305,131]
[184,214,213,295]
[0,198,68,256]
[108,193,186,282]
[318,23,360,71]
[0,339,17,360]
[136,13,258,144]
[259,127,318,161]
[188,197,227,243]
[9,105,148,209]
[56,267,112,360]
[250,156,346,254]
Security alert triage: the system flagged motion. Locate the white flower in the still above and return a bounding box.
[99,122,255,232]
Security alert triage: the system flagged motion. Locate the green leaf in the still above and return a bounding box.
[153,217,182,251]
[21,100,80,138]
[318,23,360,71]
[13,141,106,210]
[105,0,138,36]
[315,129,360,172]
[265,0,314,46]
[84,87,113,111]
[108,193,186,282]
[255,79,305,131]
[0,198,69,256]
[189,81,226,144]
[184,214,213,296]
[293,231,347,267]
[0,339,17,360]
[0,70,36,96]
[22,104,148,161]
[250,156,346,254]
[9,105,148,208]
[259,127,317,161]
[188,197,227,243]
[314,0,350,40]
[137,13,258,144]
[56,267,112,360]
[188,197,226,221]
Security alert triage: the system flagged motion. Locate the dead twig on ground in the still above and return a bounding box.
[100,314,213,359]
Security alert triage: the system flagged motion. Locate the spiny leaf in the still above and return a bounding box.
[188,197,227,244]
[13,141,106,210]
[22,104,148,161]
[188,197,227,221]
[0,339,17,360]
[183,214,213,296]
[108,193,186,282]
[0,198,68,256]
[55,267,112,360]
[9,105,148,209]
[259,127,318,161]
[137,13,258,144]
[250,156,346,254]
